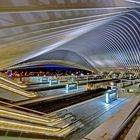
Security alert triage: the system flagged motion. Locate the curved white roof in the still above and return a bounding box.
[0,0,139,72]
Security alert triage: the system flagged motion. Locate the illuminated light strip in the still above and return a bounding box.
[0,7,139,71]
[0,76,27,88]
[0,10,128,31]
[15,25,100,64]
[0,109,58,125]
[0,6,137,13]
[105,26,133,68]
[0,15,118,66]
[99,39,122,68]
[103,34,130,69]
[0,12,125,48]
[10,18,114,70]
[124,0,140,4]
[101,32,126,69]
[102,10,140,71]
[98,9,140,71]
[0,20,106,53]
[0,102,64,125]
[12,60,93,72]
[14,17,115,65]
[117,19,138,69]
[0,83,36,98]
[122,12,140,70]
[100,36,125,68]
[105,14,139,69]
[0,120,61,132]
[102,21,132,68]
[0,13,119,48]
[112,16,139,68]
[0,101,46,116]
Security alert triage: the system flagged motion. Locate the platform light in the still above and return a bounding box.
[105,89,118,104]
[65,83,78,93]
[106,93,109,104]
[129,89,133,92]
[110,82,114,86]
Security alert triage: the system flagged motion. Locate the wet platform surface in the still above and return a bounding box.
[53,91,138,140]
[37,85,87,97]
[16,85,88,106]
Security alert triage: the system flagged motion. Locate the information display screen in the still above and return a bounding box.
[49,79,60,86]
[42,77,49,82]
[106,89,118,104]
[66,83,78,92]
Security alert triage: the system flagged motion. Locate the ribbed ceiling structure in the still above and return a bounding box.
[0,0,140,73]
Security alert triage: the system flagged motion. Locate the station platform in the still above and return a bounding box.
[15,85,87,106]
[82,94,140,140]
[26,82,67,91]
[52,86,139,140]
[37,85,86,97]
[25,78,116,91]
[25,80,88,91]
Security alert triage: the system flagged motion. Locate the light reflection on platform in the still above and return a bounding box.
[38,85,87,97]
[55,91,137,140]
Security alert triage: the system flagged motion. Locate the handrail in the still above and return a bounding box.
[111,101,140,140]
[0,118,82,138]
[0,101,46,116]
[0,118,61,133]
[21,75,95,81]
[0,73,27,88]
[0,106,81,129]
[0,83,37,98]
[0,103,83,138]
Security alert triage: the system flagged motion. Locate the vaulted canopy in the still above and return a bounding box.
[0,0,139,72]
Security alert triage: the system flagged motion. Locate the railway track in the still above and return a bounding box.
[24,88,107,113]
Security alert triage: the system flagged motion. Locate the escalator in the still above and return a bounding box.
[0,101,83,140]
[0,74,37,102]
[0,72,26,88]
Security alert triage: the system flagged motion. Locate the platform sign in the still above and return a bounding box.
[42,77,49,82]
[29,77,42,82]
[49,79,60,86]
[66,83,78,92]
[105,89,118,104]
[112,73,116,79]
